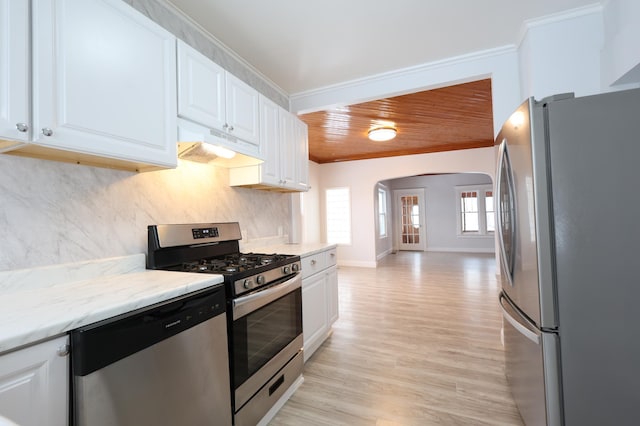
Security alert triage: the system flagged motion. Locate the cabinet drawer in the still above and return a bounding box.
[325,248,337,268]
[301,252,326,279]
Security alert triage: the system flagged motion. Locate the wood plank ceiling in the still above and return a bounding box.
[299,79,494,163]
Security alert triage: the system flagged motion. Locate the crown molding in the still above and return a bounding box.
[516,3,604,48]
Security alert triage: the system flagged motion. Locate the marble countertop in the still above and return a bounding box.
[247,242,337,258]
[0,254,223,354]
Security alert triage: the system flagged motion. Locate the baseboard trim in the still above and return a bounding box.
[376,248,393,261]
[338,260,377,268]
[426,247,496,254]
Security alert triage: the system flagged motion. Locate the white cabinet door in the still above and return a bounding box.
[258,95,281,185]
[279,109,296,187]
[225,72,259,147]
[280,110,296,187]
[177,40,225,131]
[0,336,69,426]
[0,0,29,145]
[32,0,177,168]
[176,40,260,159]
[294,117,309,190]
[327,266,339,325]
[228,105,309,192]
[302,272,328,362]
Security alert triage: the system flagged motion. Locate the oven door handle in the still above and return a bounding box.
[233,273,301,320]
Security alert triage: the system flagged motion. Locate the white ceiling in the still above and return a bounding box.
[165,0,600,95]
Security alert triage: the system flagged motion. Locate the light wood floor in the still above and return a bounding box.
[269,251,524,426]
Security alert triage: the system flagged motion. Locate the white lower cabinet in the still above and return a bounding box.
[0,335,69,426]
[302,272,328,360]
[302,246,338,362]
[327,266,339,325]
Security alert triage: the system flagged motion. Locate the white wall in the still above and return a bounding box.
[601,0,640,87]
[390,173,494,253]
[519,3,640,100]
[319,148,495,267]
[518,6,605,100]
[301,161,321,243]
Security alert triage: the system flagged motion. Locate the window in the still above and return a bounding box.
[326,187,351,244]
[378,187,387,238]
[460,190,480,232]
[456,185,494,235]
[485,190,495,232]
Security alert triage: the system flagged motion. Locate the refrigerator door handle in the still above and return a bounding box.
[495,139,517,286]
[500,294,540,344]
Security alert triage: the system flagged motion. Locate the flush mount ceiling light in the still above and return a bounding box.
[368,126,397,142]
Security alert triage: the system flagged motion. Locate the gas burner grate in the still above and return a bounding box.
[180,253,292,274]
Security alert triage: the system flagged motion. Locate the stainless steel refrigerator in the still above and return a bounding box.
[495,88,640,426]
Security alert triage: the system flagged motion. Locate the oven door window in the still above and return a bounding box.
[232,288,302,388]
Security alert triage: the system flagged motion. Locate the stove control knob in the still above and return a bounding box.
[243,279,251,289]
[291,263,300,272]
[256,275,266,285]
[282,266,291,274]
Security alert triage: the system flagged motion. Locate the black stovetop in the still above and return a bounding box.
[180,253,296,275]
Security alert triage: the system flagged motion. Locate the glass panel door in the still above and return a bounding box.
[395,188,426,251]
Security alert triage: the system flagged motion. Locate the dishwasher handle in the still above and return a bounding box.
[71,285,226,376]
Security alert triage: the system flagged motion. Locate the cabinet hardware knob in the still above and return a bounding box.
[16,123,28,132]
[57,344,70,357]
[228,125,234,132]
[42,128,53,137]
[311,260,316,265]
[223,123,228,130]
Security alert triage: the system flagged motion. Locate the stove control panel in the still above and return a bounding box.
[192,227,219,239]
[233,260,301,297]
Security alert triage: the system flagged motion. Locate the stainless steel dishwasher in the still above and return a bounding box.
[70,284,232,426]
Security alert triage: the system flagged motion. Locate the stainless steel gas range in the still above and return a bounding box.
[147,222,303,426]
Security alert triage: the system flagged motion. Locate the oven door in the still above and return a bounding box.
[231,272,303,412]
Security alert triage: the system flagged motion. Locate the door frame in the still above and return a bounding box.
[393,188,427,251]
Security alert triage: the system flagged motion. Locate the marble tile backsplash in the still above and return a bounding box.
[0,155,290,271]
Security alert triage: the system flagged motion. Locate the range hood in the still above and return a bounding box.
[177,118,263,168]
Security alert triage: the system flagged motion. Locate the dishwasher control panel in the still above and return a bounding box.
[71,284,226,377]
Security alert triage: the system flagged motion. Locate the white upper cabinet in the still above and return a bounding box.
[294,117,309,191]
[279,107,296,186]
[1,0,178,171]
[225,72,260,146]
[0,0,29,147]
[258,95,281,185]
[177,40,226,131]
[177,40,260,159]
[228,96,309,192]
[29,0,178,170]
